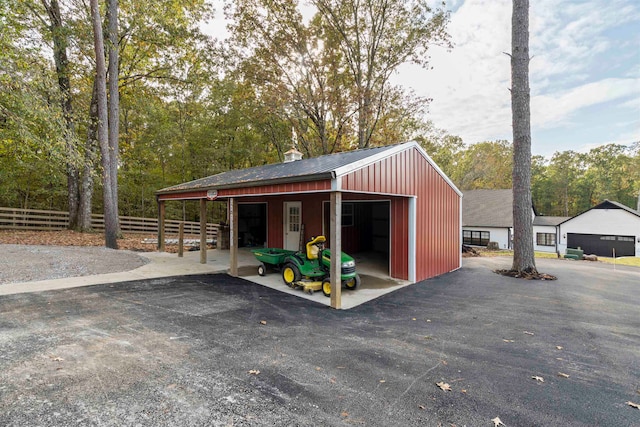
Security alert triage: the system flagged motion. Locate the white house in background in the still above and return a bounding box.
[558,200,640,257]
[462,189,536,250]
[533,215,570,253]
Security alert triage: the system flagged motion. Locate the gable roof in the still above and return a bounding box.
[157,141,461,196]
[533,216,571,226]
[462,189,513,228]
[559,199,640,225]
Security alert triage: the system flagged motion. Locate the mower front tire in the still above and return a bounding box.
[282,263,301,286]
[344,274,361,290]
[321,279,331,297]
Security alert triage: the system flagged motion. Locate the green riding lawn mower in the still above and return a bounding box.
[281,235,360,297]
[251,235,360,297]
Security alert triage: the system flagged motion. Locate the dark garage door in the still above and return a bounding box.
[567,233,635,257]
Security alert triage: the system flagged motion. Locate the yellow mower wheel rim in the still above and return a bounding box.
[322,281,331,296]
[283,267,295,283]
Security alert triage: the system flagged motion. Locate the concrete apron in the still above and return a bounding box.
[0,247,411,309]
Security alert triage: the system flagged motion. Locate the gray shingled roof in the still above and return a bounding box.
[462,189,513,228]
[559,199,640,225]
[157,144,399,194]
[533,216,571,226]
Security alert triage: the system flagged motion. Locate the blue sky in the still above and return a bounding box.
[206,0,640,158]
[396,0,640,157]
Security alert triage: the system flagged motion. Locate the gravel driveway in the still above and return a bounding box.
[0,245,148,285]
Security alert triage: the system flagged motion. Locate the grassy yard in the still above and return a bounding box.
[478,249,558,259]
[478,248,640,267]
[598,256,640,267]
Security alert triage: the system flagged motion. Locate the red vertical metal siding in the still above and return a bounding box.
[342,146,460,282]
[219,180,331,197]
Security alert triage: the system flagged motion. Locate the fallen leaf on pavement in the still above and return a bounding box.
[461,389,467,394]
[248,370,260,375]
[341,410,349,417]
[427,319,431,322]
[379,379,386,383]
[531,376,544,382]
[557,372,570,378]
[556,346,563,350]
[523,331,534,336]
[50,356,64,362]
[330,378,336,383]
[315,367,322,371]
[418,405,425,410]
[627,401,640,410]
[491,416,505,426]
[412,318,417,321]
[441,360,448,365]
[259,320,267,325]
[503,339,515,343]
[436,381,452,392]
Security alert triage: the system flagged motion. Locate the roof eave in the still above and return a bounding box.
[156,171,334,196]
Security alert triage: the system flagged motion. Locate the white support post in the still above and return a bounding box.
[330,191,342,309]
[408,197,417,282]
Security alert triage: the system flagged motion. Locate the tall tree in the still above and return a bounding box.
[90,0,117,248]
[40,0,81,229]
[107,0,120,234]
[510,0,536,274]
[313,0,450,148]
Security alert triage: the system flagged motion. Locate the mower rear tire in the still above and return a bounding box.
[344,274,361,290]
[282,263,301,286]
[322,279,331,297]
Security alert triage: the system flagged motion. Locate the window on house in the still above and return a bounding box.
[463,230,490,246]
[536,232,556,246]
[342,203,354,227]
[617,236,634,242]
[600,235,616,241]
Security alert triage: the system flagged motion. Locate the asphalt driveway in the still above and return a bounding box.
[1,257,639,426]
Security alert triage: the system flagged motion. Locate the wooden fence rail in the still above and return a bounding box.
[0,207,218,237]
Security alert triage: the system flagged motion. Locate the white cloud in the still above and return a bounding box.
[397,0,640,150]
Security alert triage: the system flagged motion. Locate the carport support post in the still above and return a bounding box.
[229,198,239,276]
[330,191,342,309]
[200,198,207,264]
[158,199,165,252]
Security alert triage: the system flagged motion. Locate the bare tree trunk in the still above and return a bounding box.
[78,79,99,231]
[107,0,120,235]
[510,0,536,273]
[43,0,80,229]
[90,0,118,249]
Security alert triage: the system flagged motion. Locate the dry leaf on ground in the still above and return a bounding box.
[340,410,349,417]
[503,339,515,343]
[259,320,267,325]
[531,376,545,382]
[556,346,563,350]
[491,416,506,426]
[418,405,425,410]
[436,381,452,392]
[627,401,640,410]
[248,369,260,375]
[557,372,570,378]
[523,331,535,336]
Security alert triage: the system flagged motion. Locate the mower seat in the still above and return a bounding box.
[306,236,326,260]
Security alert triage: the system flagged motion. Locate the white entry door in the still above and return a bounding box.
[284,201,302,251]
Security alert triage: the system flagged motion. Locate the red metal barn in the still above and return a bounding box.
[156,141,462,308]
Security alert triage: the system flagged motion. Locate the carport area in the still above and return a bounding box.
[156,142,462,310]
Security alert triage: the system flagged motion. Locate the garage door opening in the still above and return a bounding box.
[323,200,390,276]
[567,233,635,257]
[238,203,267,248]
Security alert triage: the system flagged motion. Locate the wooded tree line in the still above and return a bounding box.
[1,0,638,234]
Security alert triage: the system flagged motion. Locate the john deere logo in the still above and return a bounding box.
[207,190,218,200]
